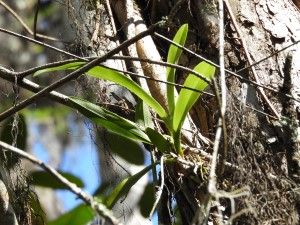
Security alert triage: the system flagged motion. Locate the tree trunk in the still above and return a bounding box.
[71,0,300,224]
[136,0,300,224]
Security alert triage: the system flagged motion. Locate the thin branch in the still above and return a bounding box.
[1,23,298,104]
[33,0,40,40]
[0,22,161,121]
[224,0,280,118]
[0,28,84,60]
[17,59,87,78]
[0,60,279,120]
[0,141,122,225]
[102,64,213,96]
[237,39,300,73]
[0,1,59,41]
[124,0,151,93]
[154,33,300,104]
[0,66,70,106]
[149,156,165,219]
[104,0,127,70]
[205,1,226,223]
[9,56,214,97]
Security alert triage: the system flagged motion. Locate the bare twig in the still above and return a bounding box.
[208,0,226,221]
[0,66,70,106]
[154,33,300,104]
[237,39,300,73]
[104,0,127,70]
[149,156,165,219]
[0,1,59,41]
[0,28,84,60]
[1,24,298,104]
[124,0,151,92]
[33,0,40,39]
[0,22,161,121]
[224,0,280,118]
[0,141,122,225]
[194,1,226,223]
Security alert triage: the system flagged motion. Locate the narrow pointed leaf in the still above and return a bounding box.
[33,62,85,76]
[34,62,167,120]
[69,97,151,144]
[86,66,167,119]
[135,99,154,129]
[173,62,215,151]
[166,24,188,117]
[173,62,215,132]
[106,162,158,208]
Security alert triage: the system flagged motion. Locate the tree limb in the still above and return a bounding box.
[0,141,122,225]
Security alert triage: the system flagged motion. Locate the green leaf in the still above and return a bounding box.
[173,62,215,151]
[166,24,188,118]
[105,162,158,208]
[35,62,167,120]
[86,66,167,120]
[145,128,170,154]
[106,131,145,165]
[33,62,85,76]
[47,204,94,225]
[29,170,84,189]
[138,183,155,218]
[135,99,154,129]
[69,97,151,144]
[0,114,27,168]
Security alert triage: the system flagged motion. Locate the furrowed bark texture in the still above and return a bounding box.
[146,0,300,224]
[71,0,300,224]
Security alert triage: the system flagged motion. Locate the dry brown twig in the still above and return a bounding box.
[0,1,59,41]
[0,22,161,122]
[0,141,122,225]
[224,0,280,118]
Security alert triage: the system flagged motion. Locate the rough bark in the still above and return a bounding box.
[65,0,300,224]
[144,0,300,224]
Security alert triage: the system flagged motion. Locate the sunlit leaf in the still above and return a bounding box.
[86,66,167,120]
[34,62,167,120]
[47,204,94,225]
[69,97,151,144]
[105,163,158,208]
[135,99,153,129]
[166,24,188,119]
[33,62,85,76]
[173,62,215,151]
[30,170,84,189]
